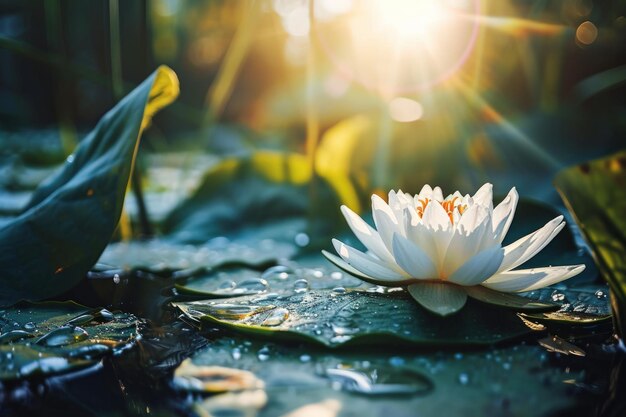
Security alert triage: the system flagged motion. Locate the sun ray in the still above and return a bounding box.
[458,14,569,37]
[454,79,561,169]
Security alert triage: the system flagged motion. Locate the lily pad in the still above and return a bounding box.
[173,290,539,347]
[161,151,345,250]
[554,151,626,336]
[519,287,612,332]
[0,301,138,381]
[97,239,295,273]
[175,263,365,298]
[0,66,179,306]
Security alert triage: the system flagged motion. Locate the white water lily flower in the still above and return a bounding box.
[323,183,585,316]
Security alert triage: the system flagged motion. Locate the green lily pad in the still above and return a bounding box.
[554,151,626,336]
[0,345,94,381]
[97,239,295,273]
[519,287,613,332]
[0,66,179,306]
[0,301,138,381]
[175,263,365,298]
[161,151,345,250]
[173,290,539,347]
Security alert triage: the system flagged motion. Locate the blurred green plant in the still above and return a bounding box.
[555,150,626,340]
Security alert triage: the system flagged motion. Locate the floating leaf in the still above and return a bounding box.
[0,66,179,305]
[161,151,345,250]
[554,151,626,336]
[175,264,364,298]
[173,290,538,347]
[538,335,586,356]
[97,239,293,273]
[0,301,137,380]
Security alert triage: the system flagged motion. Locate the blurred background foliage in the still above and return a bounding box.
[1,0,626,226]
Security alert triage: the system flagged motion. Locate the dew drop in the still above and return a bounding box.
[261,308,289,327]
[331,316,360,336]
[261,265,294,281]
[293,279,310,293]
[0,330,34,343]
[332,287,346,295]
[67,314,95,326]
[35,326,89,347]
[257,347,271,361]
[595,290,606,299]
[218,280,237,290]
[300,354,312,363]
[23,322,36,331]
[232,278,269,295]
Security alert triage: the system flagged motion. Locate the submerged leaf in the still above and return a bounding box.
[0,66,179,305]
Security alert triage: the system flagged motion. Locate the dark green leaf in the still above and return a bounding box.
[161,152,345,250]
[0,66,179,305]
[554,151,626,336]
[0,301,137,380]
[173,290,538,347]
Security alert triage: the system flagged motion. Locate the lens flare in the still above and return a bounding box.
[315,0,480,94]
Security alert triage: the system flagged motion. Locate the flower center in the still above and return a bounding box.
[416,197,467,224]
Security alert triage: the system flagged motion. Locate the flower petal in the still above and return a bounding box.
[418,184,433,200]
[340,205,395,264]
[456,203,490,235]
[465,285,559,311]
[497,216,565,273]
[407,282,468,316]
[371,194,403,252]
[492,187,518,243]
[448,245,504,286]
[404,209,440,268]
[322,250,417,286]
[388,190,412,225]
[432,186,444,202]
[332,239,407,280]
[441,205,492,277]
[472,183,493,209]
[392,233,438,279]
[482,264,586,292]
[422,198,451,231]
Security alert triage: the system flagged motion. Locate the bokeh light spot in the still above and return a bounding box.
[388,98,424,122]
[576,21,598,45]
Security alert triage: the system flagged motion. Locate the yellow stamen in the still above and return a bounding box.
[416,196,467,224]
